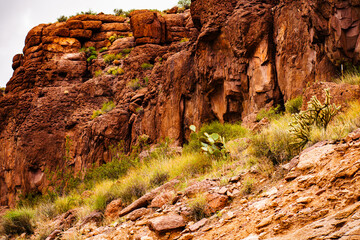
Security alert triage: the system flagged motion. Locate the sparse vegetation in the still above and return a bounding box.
[99,47,108,53]
[256,105,282,121]
[185,121,248,153]
[103,53,123,63]
[141,63,154,70]
[242,177,255,194]
[250,115,297,165]
[290,89,341,149]
[107,67,125,76]
[128,78,141,90]
[335,67,360,85]
[189,125,228,159]
[80,47,98,63]
[285,96,303,114]
[113,9,135,18]
[57,15,68,22]
[94,70,103,77]
[178,0,191,9]
[1,208,35,235]
[188,194,208,221]
[0,87,5,95]
[6,65,360,240]
[91,101,116,119]
[180,37,190,43]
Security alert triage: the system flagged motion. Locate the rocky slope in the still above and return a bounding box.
[26,129,360,240]
[1,0,360,206]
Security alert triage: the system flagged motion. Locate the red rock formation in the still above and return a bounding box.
[1,1,360,206]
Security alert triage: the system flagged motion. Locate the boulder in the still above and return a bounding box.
[105,199,123,220]
[130,10,165,45]
[148,214,186,233]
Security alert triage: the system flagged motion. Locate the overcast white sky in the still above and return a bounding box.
[0,0,179,87]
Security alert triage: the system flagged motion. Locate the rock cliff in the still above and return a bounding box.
[1,0,360,206]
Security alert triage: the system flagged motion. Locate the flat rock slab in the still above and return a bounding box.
[148,214,186,233]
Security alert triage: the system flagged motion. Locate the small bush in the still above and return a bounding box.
[57,15,68,22]
[178,0,191,9]
[109,34,125,43]
[290,89,340,149]
[188,195,208,221]
[107,67,124,75]
[1,208,36,235]
[141,63,154,70]
[99,47,108,53]
[54,195,80,215]
[180,37,190,43]
[256,105,282,121]
[91,101,116,119]
[189,125,228,158]
[242,177,255,194]
[94,70,102,77]
[185,122,248,154]
[103,53,123,63]
[149,171,170,187]
[78,9,97,15]
[128,78,141,90]
[36,202,57,220]
[335,67,360,85]
[80,47,98,63]
[115,180,147,205]
[87,181,115,211]
[122,48,133,54]
[285,96,303,114]
[250,115,298,165]
[113,9,134,17]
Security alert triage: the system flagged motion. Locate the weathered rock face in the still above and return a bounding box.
[1,1,360,206]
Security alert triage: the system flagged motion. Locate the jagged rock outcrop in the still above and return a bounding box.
[1,0,360,206]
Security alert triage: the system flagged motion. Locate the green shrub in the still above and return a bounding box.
[36,202,57,220]
[128,78,141,90]
[101,101,116,113]
[335,67,360,85]
[115,180,147,205]
[107,67,124,75]
[290,89,340,149]
[91,101,116,119]
[250,115,298,165]
[54,195,80,215]
[122,48,133,54]
[80,47,98,63]
[94,70,103,77]
[91,110,102,119]
[189,125,228,158]
[141,63,154,70]
[308,100,360,143]
[242,177,255,194]
[285,96,303,114]
[103,53,123,63]
[1,208,35,235]
[180,37,190,43]
[185,122,248,154]
[77,9,97,15]
[188,195,208,221]
[109,34,125,43]
[113,9,134,17]
[57,15,68,22]
[144,76,150,86]
[149,171,170,187]
[84,157,133,187]
[256,105,282,121]
[178,0,191,9]
[99,47,108,53]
